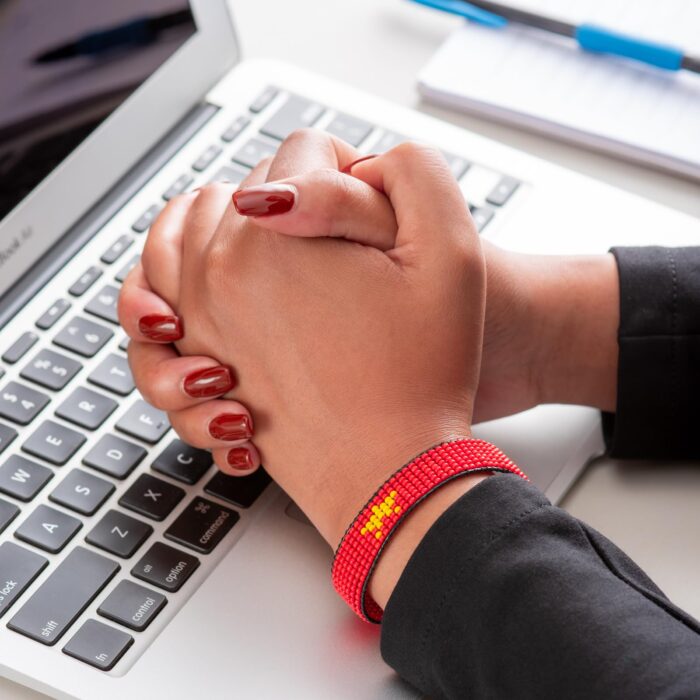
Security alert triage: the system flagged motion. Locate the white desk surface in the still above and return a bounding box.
[4,1,699,697]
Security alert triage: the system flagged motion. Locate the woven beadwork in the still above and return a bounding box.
[331,438,527,623]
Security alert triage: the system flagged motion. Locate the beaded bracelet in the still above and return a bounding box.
[331,438,528,623]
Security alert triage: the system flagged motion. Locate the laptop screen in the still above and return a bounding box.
[0,0,196,221]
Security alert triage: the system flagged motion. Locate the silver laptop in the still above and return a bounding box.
[0,1,698,698]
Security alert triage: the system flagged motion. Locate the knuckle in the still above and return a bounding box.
[283,127,317,146]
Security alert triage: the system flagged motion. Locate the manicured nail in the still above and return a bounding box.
[232,183,296,217]
[341,154,378,175]
[138,314,183,342]
[183,366,235,398]
[209,413,254,441]
[226,447,256,471]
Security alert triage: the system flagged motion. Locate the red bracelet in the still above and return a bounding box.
[331,438,527,623]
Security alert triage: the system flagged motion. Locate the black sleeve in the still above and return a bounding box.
[381,474,700,699]
[604,246,700,459]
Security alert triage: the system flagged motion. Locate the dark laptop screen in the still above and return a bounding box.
[0,0,196,219]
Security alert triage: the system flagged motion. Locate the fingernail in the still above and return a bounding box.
[209,413,254,441]
[226,447,256,471]
[183,366,235,398]
[341,154,378,175]
[232,183,296,217]
[138,314,183,342]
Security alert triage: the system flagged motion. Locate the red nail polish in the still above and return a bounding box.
[232,183,296,217]
[209,414,254,441]
[226,447,255,471]
[183,366,235,398]
[138,314,183,342]
[341,154,378,175]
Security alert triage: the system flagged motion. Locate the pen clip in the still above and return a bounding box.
[411,0,508,28]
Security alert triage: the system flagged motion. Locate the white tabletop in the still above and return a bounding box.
[4,1,699,697]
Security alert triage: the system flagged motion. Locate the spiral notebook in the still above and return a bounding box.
[418,0,700,179]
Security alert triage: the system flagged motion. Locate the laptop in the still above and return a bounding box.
[0,1,698,698]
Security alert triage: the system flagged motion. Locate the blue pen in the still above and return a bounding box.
[410,0,700,74]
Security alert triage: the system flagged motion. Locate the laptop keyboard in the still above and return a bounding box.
[0,85,522,673]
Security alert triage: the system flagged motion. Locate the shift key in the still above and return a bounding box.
[8,547,119,645]
[0,542,48,618]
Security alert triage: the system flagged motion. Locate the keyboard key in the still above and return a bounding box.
[15,504,82,553]
[82,434,146,479]
[84,284,120,325]
[21,349,81,392]
[231,137,278,169]
[249,86,279,113]
[116,400,170,444]
[205,468,271,508]
[8,546,119,645]
[0,542,48,618]
[100,234,133,265]
[165,497,238,554]
[86,510,153,558]
[119,473,184,521]
[260,95,325,140]
[221,115,250,142]
[325,113,374,147]
[442,152,470,181]
[209,164,250,185]
[162,173,194,200]
[36,299,71,330]
[131,204,161,233]
[98,580,166,631]
[22,420,86,465]
[152,439,211,484]
[0,381,50,425]
[486,176,520,206]
[115,254,140,284]
[50,469,115,515]
[2,332,38,364]
[69,266,103,297]
[0,423,18,455]
[132,542,199,592]
[0,498,20,534]
[54,316,113,358]
[118,336,130,352]
[63,619,133,671]
[470,205,495,232]
[56,387,118,430]
[373,131,406,152]
[88,354,134,396]
[0,455,53,502]
[192,144,222,172]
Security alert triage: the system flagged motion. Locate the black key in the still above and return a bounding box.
[15,504,82,553]
[470,205,495,232]
[165,497,238,554]
[325,113,374,147]
[131,204,161,233]
[2,331,38,364]
[221,115,250,142]
[118,336,130,352]
[98,580,166,631]
[486,176,520,206]
[231,137,278,169]
[0,498,20,534]
[86,509,153,558]
[63,619,133,671]
[0,422,18,455]
[119,473,184,521]
[116,400,170,444]
[249,86,279,113]
[132,542,199,592]
[162,173,194,201]
[85,284,120,325]
[0,455,53,501]
[36,298,71,330]
[205,468,271,509]
[22,419,86,465]
[442,151,470,180]
[100,234,133,265]
[88,354,134,396]
[54,316,113,358]
[0,542,48,618]
[50,469,115,515]
[8,546,119,645]
[115,254,140,284]
[192,144,222,172]
[69,266,103,297]
[152,439,211,484]
[56,387,117,430]
[260,95,325,140]
[0,381,50,425]
[373,131,406,152]
[21,349,81,391]
[83,434,146,479]
[209,164,250,185]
